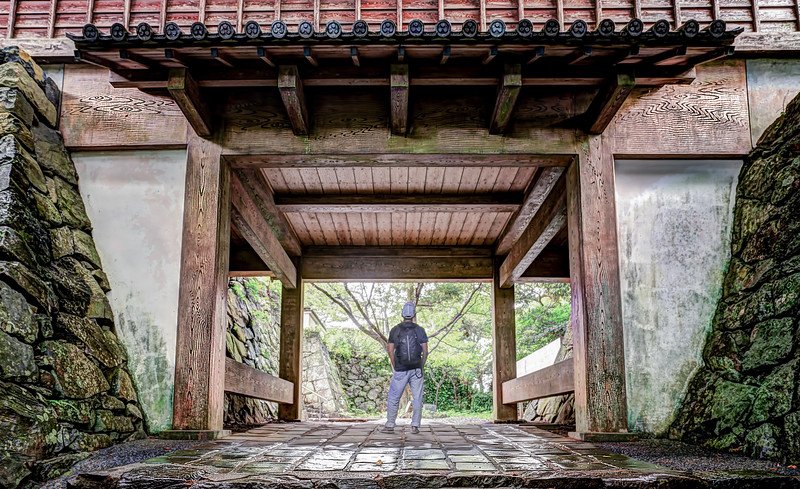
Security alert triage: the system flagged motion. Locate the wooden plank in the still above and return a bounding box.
[502,358,575,403]
[390,64,409,136]
[274,193,523,213]
[172,135,230,432]
[303,246,493,257]
[584,73,636,135]
[233,169,302,256]
[6,0,17,38]
[490,63,522,135]
[279,273,304,421]
[499,173,567,288]
[518,247,570,282]
[492,258,517,421]
[496,167,565,255]
[227,154,569,168]
[566,137,628,435]
[168,68,213,138]
[224,358,293,403]
[231,172,298,288]
[278,65,309,136]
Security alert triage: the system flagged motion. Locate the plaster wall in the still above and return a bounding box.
[71,150,187,432]
[615,160,741,434]
[745,59,800,146]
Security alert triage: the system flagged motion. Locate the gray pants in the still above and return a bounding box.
[385,368,424,428]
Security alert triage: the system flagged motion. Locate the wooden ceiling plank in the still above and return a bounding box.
[390,166,410,193]
[490,63,522,135]
[494,167,519,192]
[284,212,312,245]
[512,166,537,192]
[301,212,326,246]
[457,213,482,246]
[376,213,393,245]
[408,167,427,193]
[406,211,422,245]
[335,167,357,193]
[498,173,567,288]
[168,68,213,138]
[316,168,340,194]
[278,65,309,136]
[485,211,512,246]
[425,167,446,193]
[230,174,298,289]
[446,212,468,246]
[354,167,374,194]
[316,212,340,246]
[362,212,379,245]
[280,168,307,193]
[390,64,410,136]
[432,212,451,246]
[458,167,482,194]
[298,168,323,194]
[330,212,352,245]
[496,166,564,255]
[472,211,497,246]
[346,213,366,245]
[234,168,303,257]
[418,211,437,245]
[585,72,636,135]
[477,167,501,193]
[261,168,288,193]
[441,167,465,193]
[371,167,392,192]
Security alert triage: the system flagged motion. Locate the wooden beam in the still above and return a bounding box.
[499,172,567,288]
[211,48,235,68]
[278,65,309,136]
[440,45,451,65]
[502,358,575,403]
[489,63,522,135]
[167,68,213,138]
[229,242,270,274]
[527,46,545,65]
[233,169,302,256]
[646,46,687,66]
[257,47,276,67]
[274,192,523,213]
[350,47,360,67]
[119,49,162,69]
[567,137,628,435]
[75,50,122,71]
[172,135,230,432]
[230,171,298,288]
[519,247,570,282]
[6,0,17,38]
[492,258,517,421]
[496,167,565,255]
[390,64,409,136]
[482,46,498,65]
[226,153,570,168]
[584,73,635,135]
[278,274,304,421]
[303,46,318,66]
[564,47,592,65]
[224,358,293,403]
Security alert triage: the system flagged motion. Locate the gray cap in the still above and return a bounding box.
[402,301,415,319]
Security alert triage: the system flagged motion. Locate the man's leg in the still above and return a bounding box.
[409,368,425,428]
[385,371,409,429]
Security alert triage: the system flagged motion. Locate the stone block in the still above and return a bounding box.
[0,63,57,126]
[31,123,77,184]
[52,176,91,231]
[0,134,47,193]
[49,257,112,321]
[94,409,134,433]
[32,452,91,483]
[0,188,51,262]
[0,48,47,88]
[0,281,38,343]
[98,393,125,411]
[0,112,33,151]
[0,380,58,457]
[109,368,137,402]
[126,403,143,419]
[0,88,35,127]
[50,227,102,268]
[709,380,758,431]
[0,226,37,268]
[69,432,112,452]
[0,451,31,489]
[744,423,782,460]
[0,329,37,380]
[49,398,94,425]
[39,340,110,399]
[750,359,797,424]
[32,190,62,226]
[0,261,56,312]
[741,318,795,371]
[772,272,800,317]
[56,313,125,368]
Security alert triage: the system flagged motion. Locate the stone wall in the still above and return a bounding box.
[303,330,348,418]
[334,350,391,413]
[0,48,142,488]
[670,93,800,463]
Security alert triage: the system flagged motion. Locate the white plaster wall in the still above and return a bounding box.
[72,150,187,432]
[746,59,800,146]
[615,160,741,435]
[516,339,561,376]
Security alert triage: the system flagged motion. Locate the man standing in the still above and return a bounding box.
[382,301,428,434]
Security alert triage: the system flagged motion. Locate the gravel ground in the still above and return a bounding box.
[40,438,204,489]
[596,438,800,477]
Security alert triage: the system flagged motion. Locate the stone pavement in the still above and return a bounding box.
[70,422,800,488]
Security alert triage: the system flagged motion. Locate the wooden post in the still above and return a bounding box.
[167,134,231,439]
[278,269,304,421]
[492,258,517,422]
[566,137,630,440]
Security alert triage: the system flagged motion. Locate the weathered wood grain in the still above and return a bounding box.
[301,254,494,280]
[390,64,409,136]
[566,137,628,434]
[224,357,294,403]
[489,63,522,134]
[502,358,574,403]
[278,65,309,135]
[518,246,570,282]
[172,135,230,432]
[584,72,635,134]
[278,274,304,421]
[228,153,570,168]
[274,192,523,213]
[168,68,213,137]
[492,258,518,421]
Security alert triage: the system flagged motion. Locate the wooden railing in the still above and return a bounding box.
[501,358,574,404]
[224,357,294,404]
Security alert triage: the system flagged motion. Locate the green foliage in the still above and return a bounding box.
[515,283,571,360]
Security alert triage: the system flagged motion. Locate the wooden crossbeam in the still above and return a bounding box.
[685,46,736,66]
[211,47,235,68]
[482,46,498,65]
[226,153,571,168]
[390,64,409,136]
[584,72,635,134]
[499,172,567,288]
[75,50,123,71]
[489,63,522,135]
[496,167,566,255]
[167,68,213,137]
[564,46,592,65]
[230,171,298,288]
[647,46,687,66]
[440,45,451,65]
[527,46,545,65]
[350,47,360,67]
[278,65,309,136]
[165,48,191,68]
[274,192,523,213]
[119,49,159,69]
[257,47,276,67]
[502,358,575,404]
[517,247,570,283]
[303,46,318,66]
[224,357,293,403]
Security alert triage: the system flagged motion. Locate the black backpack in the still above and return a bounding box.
[395,322,423,368]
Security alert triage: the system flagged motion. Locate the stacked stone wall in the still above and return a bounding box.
[0,48,143,488]
[333,351,391,413]
[671,92,800,463]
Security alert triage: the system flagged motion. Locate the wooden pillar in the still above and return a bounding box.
[168,134,231,439]
[566,137,630,439]
[492,258,517,421]
[278,269,304,421]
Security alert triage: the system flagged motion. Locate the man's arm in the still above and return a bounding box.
[421,343,428,368]
[387,343,395,370]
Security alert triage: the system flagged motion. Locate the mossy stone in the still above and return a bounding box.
[0,87,35,127]
[93,409,134,433]
[744,423,782,460]
[56,313,125,368]
[0,226,37,268]
[0,329,37,380]
[52,177,91,232]
[749,360,797,424]
[0,63,57,126]
[0,112,33,151]
[31,123,77,184]
[709,380,757,431]
[49,399,94,425]
[40,340,109,399]
[109,368,137,402]
[0,134,46,193]
[0,261,56,313]
[741,318,795,371]
[0,281,38,343]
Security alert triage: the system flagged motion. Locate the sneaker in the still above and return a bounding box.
[380,426,394,433]
[410,426,420,434]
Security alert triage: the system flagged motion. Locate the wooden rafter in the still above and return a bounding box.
[167,68,213,137]
[278,65,309,136]
[498,172,567,288]
[390,64,409,136]
[584,72,635,134]
[489,63,522,135]
[230,171,298,288]
[495,166,565,255]
[274,192,524,213]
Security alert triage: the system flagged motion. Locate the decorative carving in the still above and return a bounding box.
[66,95,182,115]
[272,20,288,38]
[218,21,235,39]
[517,19,533,37]
[165,22,182,40]
[136,22,153,41]
[244,21,261,38]
[353,20,369,37]
[543,19,560,37]
[489,19,506,37]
